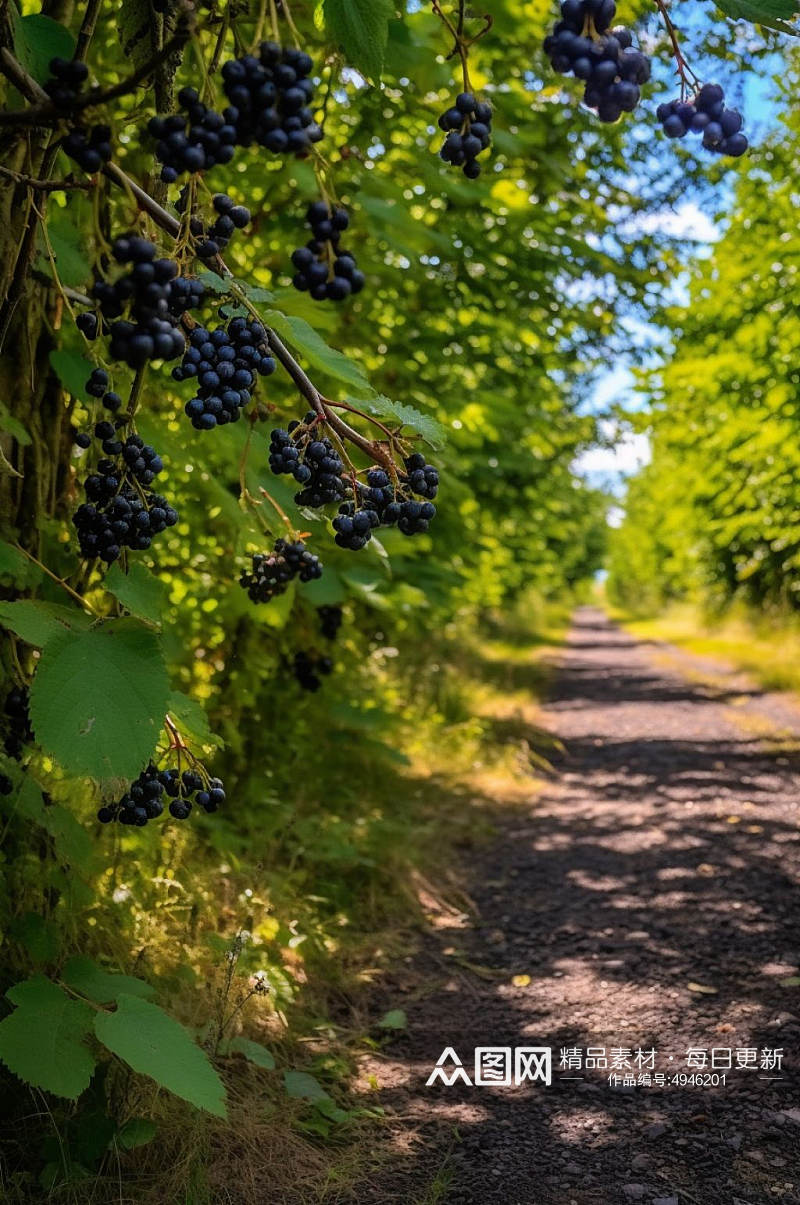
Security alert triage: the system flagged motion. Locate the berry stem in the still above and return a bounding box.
[651,0,700,96]
[12,544,103,617]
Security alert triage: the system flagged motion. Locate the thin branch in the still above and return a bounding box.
[0,47,49,103]
[0,164,96,192]
[74,0,104,63]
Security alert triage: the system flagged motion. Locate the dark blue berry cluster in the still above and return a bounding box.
[148,87,238,183]
[317,604,342,640]
[82,236,203,368]
[657,84,747,157]
[221,42,323,155]
[291,202,365,301]
[544,0,650,123]
[333,455,439,551]
[44,56,88,107]
[97,763,225,825]
[291,650,332,692]
[438,92,493,178]
[73,400,177,562]
[269,416,348,506]
[174,189,251,259]
[174,318,276,430]
[62,122,112,173]
[239,539,323,604]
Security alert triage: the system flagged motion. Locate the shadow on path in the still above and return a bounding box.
[348,608,800,1205]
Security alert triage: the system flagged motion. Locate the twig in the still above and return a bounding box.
[73,0,104,63]
[13,545,102,617]
[0,164,95,192]
[651,0,700,96]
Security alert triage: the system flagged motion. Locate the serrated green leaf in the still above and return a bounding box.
[324,0,394,80]
[377,1008,407,1030]
[224,1036,275,1069]
[117,1118,157,1150]
[104,562,166,626]
[10,12,75,84]
[49,349,94,400]
[29,619,169,780]
[0,976,95,1100]
[263,310,374,395]
[284,1070,331,1102]
[166,690,223,750]
[348,394,446,446]
[0,599,91,647]
[716,0,799,30]
[9,912,60,966]
[94,995,227,1117]
[197,271,232,296]
[62,956,155,1004]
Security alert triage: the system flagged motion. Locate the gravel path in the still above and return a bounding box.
[357,608,800,1205]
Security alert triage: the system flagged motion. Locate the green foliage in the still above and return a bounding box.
[608,75,800,616]
[94,994,227,1117]
[9,11,74,83]
[323,0,395,81]
[29,621,169,780]
[0,976,95,1100]
[222,1036,276,1068]
[104,562,167,626]
[62,956,155,1003]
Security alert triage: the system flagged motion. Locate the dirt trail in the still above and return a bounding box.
[356,608,800,1205]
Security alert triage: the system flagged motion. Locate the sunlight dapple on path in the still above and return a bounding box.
[359,608,800,1205]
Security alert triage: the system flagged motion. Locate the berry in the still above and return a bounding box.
[269,416,349,505]
[543,2,650,123]
[333,455,439,551]
[290,203,365,301]
[88,237,204,368]
[147,91,238,182]
[317,604,343,640]
[173,317,275,429]
[656,84,748,157]
[291,649,333,692]
[438,92,493,177]
[221,43,323,157]
[97,762,224,825]
[73,421,176,563]
[239,538,323,604]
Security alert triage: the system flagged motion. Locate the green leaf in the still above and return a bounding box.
[104,562,166,626]
[8,776,94,870]
[283,1070,331,1103]
[39,212,90,289]
[223,1036,276,1069]
[117,1118,157,1150]
[62,956,155,1004]
[0,976,95,1100]
[0,540,43,587]
[716,0,799,31]
[377,1008,407,1030]
[263,311,374,395]
[0,402,31,447]
[0,599,91,647]
[9,912,60,966]
[50,349,94,400]
[10,13,75,84]
[29,619,169,780]
[166,690,223,750]
[94,995,227,1117]
[323,0,394,80]
[350,394,446,447]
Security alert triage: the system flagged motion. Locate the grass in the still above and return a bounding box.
[609,600,800,696]
[0,601,568,1205]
